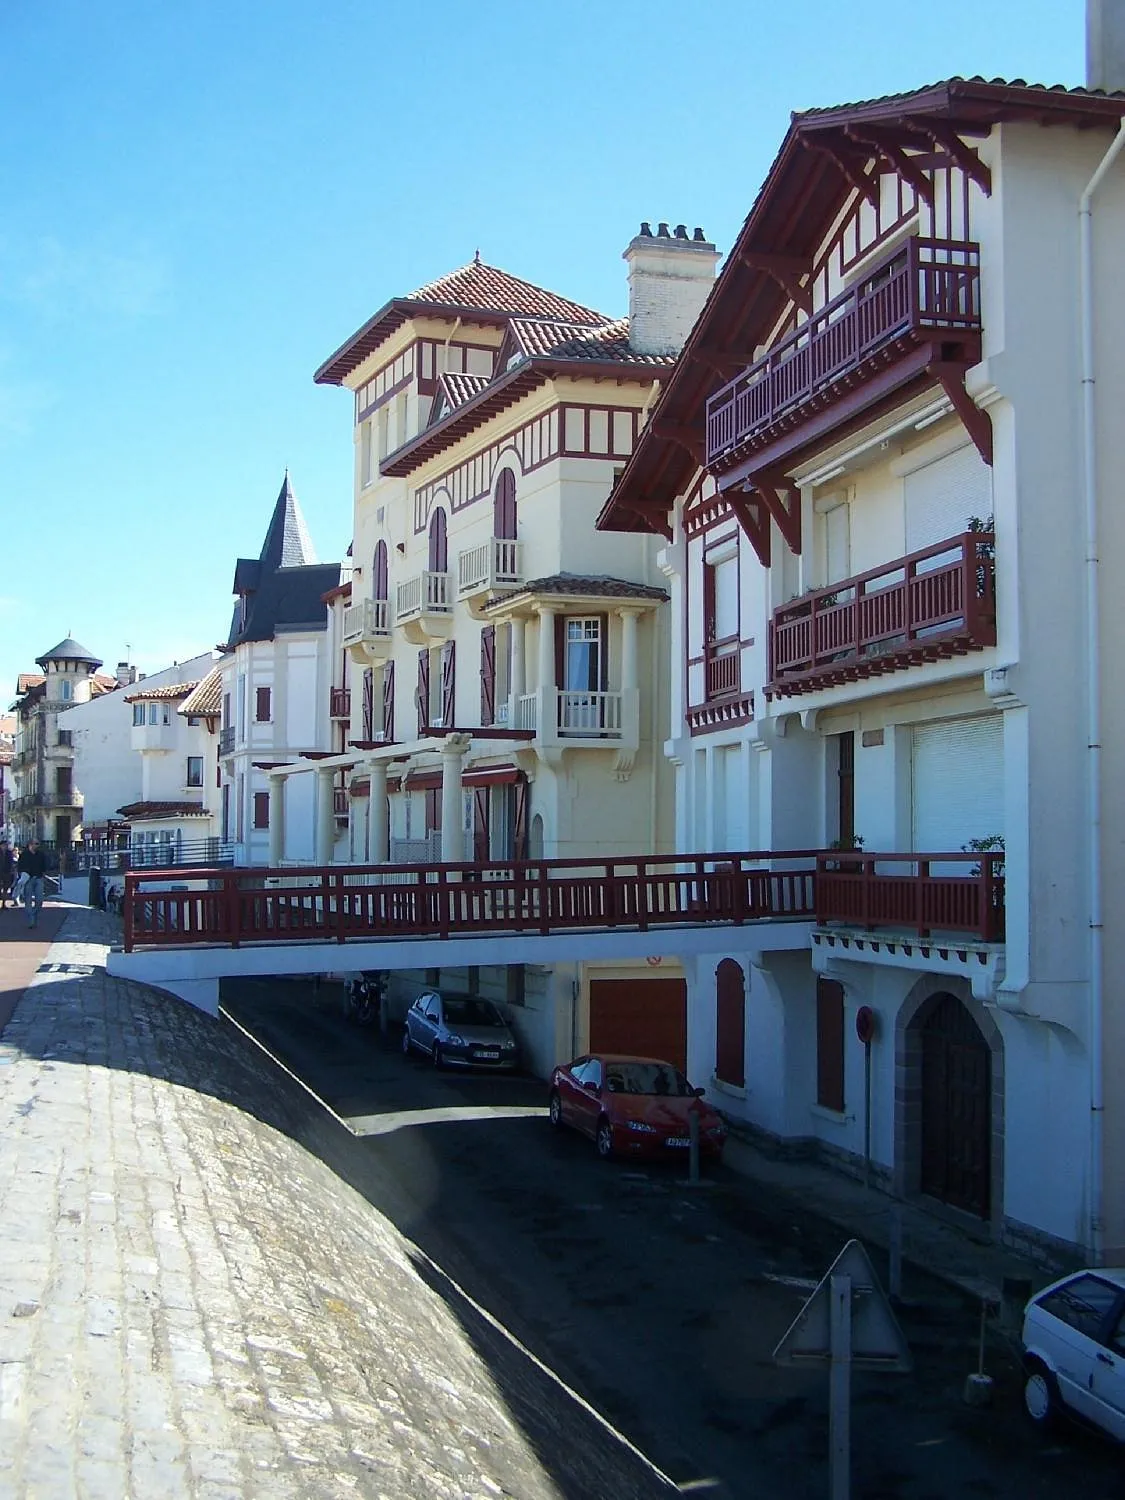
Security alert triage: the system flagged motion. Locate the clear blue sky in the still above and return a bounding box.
[0,0,1082,693]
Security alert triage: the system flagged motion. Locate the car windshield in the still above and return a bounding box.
[442,998,505,1028]
[604,1062,692,1097]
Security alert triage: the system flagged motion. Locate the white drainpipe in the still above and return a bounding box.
[1079,119,1125,1266]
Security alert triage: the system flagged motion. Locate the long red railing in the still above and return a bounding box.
[767,532,996,696]
[121,847,1007,952]
[706,237,982,465]
[815,852,1004,941]
[122,850,823,951]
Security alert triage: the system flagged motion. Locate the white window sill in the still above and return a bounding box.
[710,1075,747,1100]
[809,1103,849,1125]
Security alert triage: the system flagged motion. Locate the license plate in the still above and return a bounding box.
[665,1136,690,1148]
[476,1050,500,1061]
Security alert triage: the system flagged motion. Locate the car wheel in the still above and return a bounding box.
[401,1027,412,1057]
[431,1042,444,1070]
[548,1091,563,1129]
[1024,1360,1060,1429]
[595,1117,614,1160]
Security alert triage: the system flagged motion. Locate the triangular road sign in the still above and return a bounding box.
[773,1238,912,1372]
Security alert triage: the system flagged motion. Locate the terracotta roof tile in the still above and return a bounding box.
[116,800,209,820]
[16,674,44,693]
[124,681,201,704]
[510,317,677,367]
[439,371,491,411]
[487,574,669,609]
[407,260,605,325]
[796,74,1125,121]
[178,668,222,718]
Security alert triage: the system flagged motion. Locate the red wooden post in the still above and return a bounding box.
[438,867,450,940]
[917,859,930,937]
[538,860,550,936]
[334,872,346,942]
[225,872,240,948]
[123,873,136,951]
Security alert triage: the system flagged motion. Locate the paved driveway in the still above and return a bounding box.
[221,977,1125,1500]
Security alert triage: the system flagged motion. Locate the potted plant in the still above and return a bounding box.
[825,833,865,873]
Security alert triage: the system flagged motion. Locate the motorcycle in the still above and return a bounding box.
[343,970,385,1027]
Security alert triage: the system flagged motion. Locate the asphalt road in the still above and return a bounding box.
[220,977,1124,1500]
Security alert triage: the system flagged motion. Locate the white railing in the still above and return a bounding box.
[494,701,510,727]
[396,570,451,623]
[457,537,522,597]
[342,598,390,646]
[515,694,538,732]
[389,832,443,864]
[557,690,623,737]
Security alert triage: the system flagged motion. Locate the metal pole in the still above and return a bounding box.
[863,1040,872,1188]
[889,1204,903,1303]
[829,1273,852,1500]
[688,1106,701,1186]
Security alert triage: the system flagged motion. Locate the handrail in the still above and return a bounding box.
[815,850,1004,942]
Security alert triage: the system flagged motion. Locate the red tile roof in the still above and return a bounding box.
[315,258,607,386]
[178,668,222,718]
[116,800,209,820]
[124,680,200,704]
[438,371,491,411]
[509,317,677,368]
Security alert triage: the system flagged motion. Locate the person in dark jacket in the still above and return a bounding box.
[0,841,13,908]
[17,839,47,928]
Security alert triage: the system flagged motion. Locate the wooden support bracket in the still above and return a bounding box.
[651,418,706,470]
[931,362,993,466]
[754,471,803,554]
[922,123,993,196]
[845,127,935,205]
[726,489,771,567]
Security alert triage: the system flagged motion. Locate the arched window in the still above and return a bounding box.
[493,469,517,540]
[715,958,746,1087]
[373,540,388,602]
[428,508,448,574]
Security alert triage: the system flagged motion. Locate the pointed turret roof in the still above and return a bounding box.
[260,471,318,569]
[36,637,103,669]
[225,474,339,650]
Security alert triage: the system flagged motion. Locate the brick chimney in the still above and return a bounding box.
[1088,0,1125,91]
[624,222,720,357]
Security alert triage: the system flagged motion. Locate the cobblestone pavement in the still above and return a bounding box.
[0,909,673,1500]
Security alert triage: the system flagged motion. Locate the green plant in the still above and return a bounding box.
[963,834,1004,879]
[828,834,865,851]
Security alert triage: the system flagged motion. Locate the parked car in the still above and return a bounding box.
[548,1054,727,1162]
[1021,1268,1125,1440]
[402,990,519,1069]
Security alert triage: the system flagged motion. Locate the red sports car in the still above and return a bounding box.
[548,1053,727,1162]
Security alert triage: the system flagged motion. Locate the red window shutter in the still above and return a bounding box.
[598,613,609,689]
[253,790,270,830]
[428,508,448,573]
[816,978,846,1113]
[473,787,489,863]
[382,660,395,742]
[416,649,430,735]
[373,540,388,601]
[715,959,746,1087]
[255,686,271,722]
[362,668,374,740]
[554,615,565,688]
[493,469,517,540]
[512,775,528,860]
[441,640,455,728]
[480,626,495,726]
[425,787,440,833]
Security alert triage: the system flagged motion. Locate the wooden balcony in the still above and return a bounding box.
[330,687,351,721]
[457,537,522,611]
[766,532,996,699]
[706,238,982,473]
[816,852,1004,942]
[342,598,391,662]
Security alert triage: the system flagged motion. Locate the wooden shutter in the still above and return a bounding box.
[362,668,374,740]
[253,790,270,830]
[513,774,528,860]
[480,626,495,726]
[816,978,845,1113]
[441,641,455,728]
[473,787,489,863]
[416,649,430,735]
[715,959,746,1087]
[493,469,516,539]
[428,508,448,573]
[373,540,388,601]
[255,686,271,722]
[382,660,395,742]
[598,613,609,689]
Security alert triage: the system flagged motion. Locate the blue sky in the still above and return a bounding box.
[0,0,1082,694]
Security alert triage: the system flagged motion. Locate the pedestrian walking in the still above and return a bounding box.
[17,839,47,929]
[0,840,13,908]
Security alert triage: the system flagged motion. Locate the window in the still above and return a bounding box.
[221,783,231,841]
[187,716,200,728]
[1037,1277,1121,1342]
[133,704,145,727]
[57,730,72,748]
[360,419,374,487]
[255,687,271,723]
[253,790,269,829]
[816,978,845,1113]
[564,617,603,691]
[834,732,855,847]
[58,679,72,702]
[56,767,72,798]
[148,704,159,725]
[186,757,204,788]
[162,705,171,726]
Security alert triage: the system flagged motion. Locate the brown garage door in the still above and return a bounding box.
[588,978,687,1072]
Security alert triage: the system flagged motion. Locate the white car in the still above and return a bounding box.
[1021,1268,1125,1440]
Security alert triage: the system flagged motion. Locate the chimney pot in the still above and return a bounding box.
[657,222,671,237]
[640,221,652,236]
[693,227,706,241]
[622,222,720,357]
[1088,0,1125,91]
[675,224,688,239]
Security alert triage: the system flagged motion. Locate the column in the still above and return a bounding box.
[619,607,640,690]
[267,773,286,865]
[368,759,389,863]
[315,768,335,866]
[536,605,557,737]
[509,616,526,726]
[440,734,471,863]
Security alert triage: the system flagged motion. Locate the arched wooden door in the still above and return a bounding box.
[428,509,448,573]
[919,993,991,1218]
[373,540,388,601]
[493,469,517,539]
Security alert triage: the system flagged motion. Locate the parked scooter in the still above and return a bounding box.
[342,970,385,1027]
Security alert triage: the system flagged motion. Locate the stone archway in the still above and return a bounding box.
[896,980,1004,1228]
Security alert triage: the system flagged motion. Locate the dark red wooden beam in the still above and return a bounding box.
[727,490,771,567]
[920,123,993,196]
[844,127,934,205]
[930,361,993,466]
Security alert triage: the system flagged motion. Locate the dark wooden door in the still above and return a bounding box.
[920,993,991,1218]
[588,979,687,1072]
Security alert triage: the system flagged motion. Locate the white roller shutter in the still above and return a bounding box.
[904,443,992,554]
[911,716,1004,855]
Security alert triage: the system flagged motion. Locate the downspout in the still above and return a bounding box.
[1079,119,1125,1266]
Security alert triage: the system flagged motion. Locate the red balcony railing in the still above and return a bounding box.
[767,532,995,698]
[706,238,982,467]
[330,687,351,720]
[816,851,1004,942]
[705,640,740,698]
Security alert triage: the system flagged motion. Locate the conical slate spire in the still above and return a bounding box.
[260,470,317,569]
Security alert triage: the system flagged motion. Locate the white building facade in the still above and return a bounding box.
[603,77,1125,1265]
